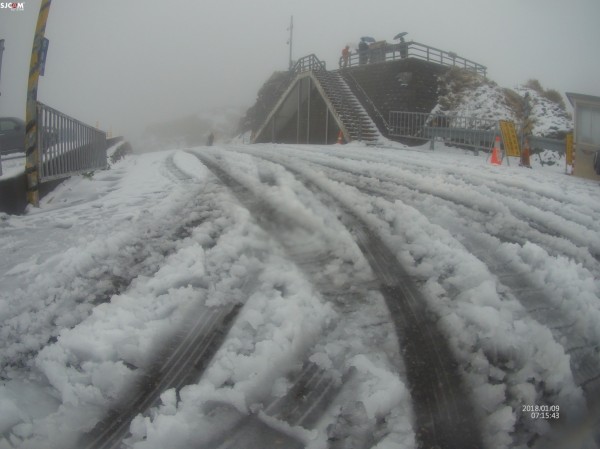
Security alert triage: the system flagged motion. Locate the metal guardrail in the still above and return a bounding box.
[291,54,326,74]
[389,111,568,155]
[37,102,107,181]
[528,135,566,154]
[342,41,486,76]
[389,111,498,152]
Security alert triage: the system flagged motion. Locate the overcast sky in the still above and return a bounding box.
[1,0,599,144]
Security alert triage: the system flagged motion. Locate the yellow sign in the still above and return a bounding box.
[499,120,521,157]
[566,132,574,165]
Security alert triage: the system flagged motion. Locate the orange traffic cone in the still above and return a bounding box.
[490,136,502,165]
[336,130,344,145]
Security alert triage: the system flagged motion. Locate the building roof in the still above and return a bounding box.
[566,92,600,108]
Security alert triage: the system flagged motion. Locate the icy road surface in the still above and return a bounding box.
[0,143,599,449]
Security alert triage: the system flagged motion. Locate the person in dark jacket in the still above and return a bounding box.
[358,40,368,65]
[206,132,214,146]
[399,35,408,59]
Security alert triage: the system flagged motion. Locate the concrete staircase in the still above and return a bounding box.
[312,70,381,144]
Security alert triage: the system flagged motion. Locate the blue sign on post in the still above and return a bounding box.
[39,38,49,76]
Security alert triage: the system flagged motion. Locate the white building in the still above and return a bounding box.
[566,92,600,181]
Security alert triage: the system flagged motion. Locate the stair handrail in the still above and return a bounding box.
[315,71,380,142]
[342,70,390,134]
[291,54,327,74]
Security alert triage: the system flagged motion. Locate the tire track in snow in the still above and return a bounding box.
[262,144,600,262]
[282,150,600,277]
[202,362,343,449]
[274,143,600,220]
[78,153,275,449]
[81,151,365,449]
[196,150,483,449]
[0,155,214,377]
[313,160,600,399]
[80,302,245,449]
[444,172,600,233]
[192,153,386,448]
[303,160,600,435]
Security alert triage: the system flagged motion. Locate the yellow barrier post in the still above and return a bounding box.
[565,132,574,174]
[25,0,52,207]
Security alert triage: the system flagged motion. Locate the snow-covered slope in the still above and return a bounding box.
[433,69,573,138]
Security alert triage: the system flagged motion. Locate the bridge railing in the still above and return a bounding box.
[343,41,486,76]
[291,54,327,74]
[37,102,107,181]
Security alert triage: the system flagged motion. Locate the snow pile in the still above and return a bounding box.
[532,148,563,167]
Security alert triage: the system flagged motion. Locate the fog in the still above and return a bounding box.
[1,0,599,146]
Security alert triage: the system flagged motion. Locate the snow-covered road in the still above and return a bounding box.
[0,143,598,449]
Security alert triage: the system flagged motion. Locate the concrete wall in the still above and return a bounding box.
[0,172,65,215]
[0,173,28,215]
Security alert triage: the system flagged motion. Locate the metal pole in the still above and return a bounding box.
[325,108,329,144]
[288,16,293,70]
[271,117,275,142]
[296,80,301,144]
[306,77,311,143]
[25,0,52,207]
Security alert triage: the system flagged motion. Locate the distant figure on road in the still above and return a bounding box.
[206,132,214,146]
[358,40,368,65]
[340,45,350,68]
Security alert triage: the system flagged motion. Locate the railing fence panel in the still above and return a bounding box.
[342,41,486,76]
[389,111,499,152]
[37,102,107,182]
[389,111,566,154]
